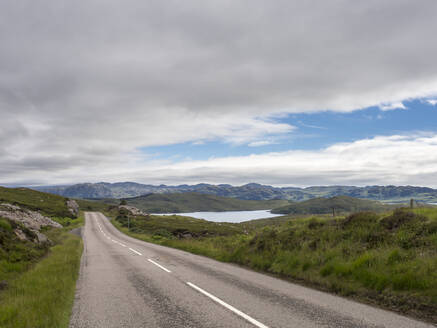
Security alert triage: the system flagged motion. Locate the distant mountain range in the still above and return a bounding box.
[32,182,437,203]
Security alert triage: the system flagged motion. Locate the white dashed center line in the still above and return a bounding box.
[94,215,268,327]
[148,259,172,273]
[186,282,269,328]
[97,222,129,249]
[129,248,142,256]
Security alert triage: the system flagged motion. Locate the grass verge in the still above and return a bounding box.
[0,212,84,328]
[0,231,83,328]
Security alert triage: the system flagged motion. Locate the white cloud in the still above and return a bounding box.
[247,140,275,147]
[426,99,437,106]
[379,102,406,111]
[142,133,437,187]
[3,133,437,188]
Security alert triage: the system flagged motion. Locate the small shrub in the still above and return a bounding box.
[362,230,387,248]
[152,228,173,239]
[308,239,318,250]
[392,271,429,291]
[249,254,272,271]
[332,263,351,277]
[249,228,279,252]
[302,261,312,271]
[308,218,325,229]
[387,249,405,265]
[320,263,334,277]
[381,209,426,230]
[341,212,379,229]
[51,217,77,227]
[396,230,422,249]
[0,218,12,232]
[115,215,128,227]
[425,221,437,234]
[351,253,375,270]
[270,252,300,274]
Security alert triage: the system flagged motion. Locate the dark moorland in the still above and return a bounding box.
[104,192,289,213]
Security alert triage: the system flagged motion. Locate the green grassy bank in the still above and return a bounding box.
[0,187,75,218]
[0,214,84,328]
[110,207,437,323]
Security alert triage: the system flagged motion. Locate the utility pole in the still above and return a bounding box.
[128,216,130,230]
[410,198,414,209]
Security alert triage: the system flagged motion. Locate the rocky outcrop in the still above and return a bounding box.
[0,203,62,243]
[67,199,80,217]
[0,203,62,229]
[118,205,148,216]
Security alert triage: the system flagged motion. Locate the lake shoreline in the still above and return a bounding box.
[152,209,283,223]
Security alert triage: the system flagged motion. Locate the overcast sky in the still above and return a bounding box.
[1,0,437,187]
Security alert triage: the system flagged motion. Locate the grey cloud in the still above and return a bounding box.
[3,0,437,111]
[1,1,437,184]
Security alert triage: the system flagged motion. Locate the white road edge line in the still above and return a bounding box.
[186,282,269,328]
[148,259,172,273]
[129,248,142,256]
[114,241,125,247]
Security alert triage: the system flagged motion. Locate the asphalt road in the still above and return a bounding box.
[69,212,434,328]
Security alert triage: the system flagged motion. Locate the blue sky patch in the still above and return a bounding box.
[141,99,437,162]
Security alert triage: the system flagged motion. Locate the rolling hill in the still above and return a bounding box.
[110,192,290,213]
[271,196,394,215]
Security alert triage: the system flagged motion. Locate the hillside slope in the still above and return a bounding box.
[0,187,80,281]
[271,196,393,214]
[115,192,289,213]
[0,186,83,327]
[0,187,75,218]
